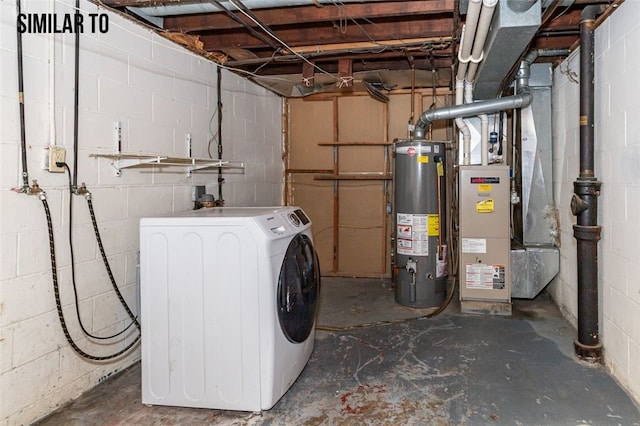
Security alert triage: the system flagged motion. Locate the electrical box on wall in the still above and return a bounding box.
[458,165,512,315]
[45,146,66,173]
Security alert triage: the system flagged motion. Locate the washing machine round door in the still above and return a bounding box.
[277,234,320,343]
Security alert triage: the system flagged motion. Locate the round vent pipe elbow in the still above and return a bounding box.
[507,0,537,12]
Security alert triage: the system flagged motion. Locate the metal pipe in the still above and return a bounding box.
[16,0,29,191]
[524,48,571,65]
[135,0,369,16]
[507,0,537,12]
[414,90,531,139]
[415,57,533,140]
[49,0,56,147]
[72,0,80,190]
[571,4,605,362]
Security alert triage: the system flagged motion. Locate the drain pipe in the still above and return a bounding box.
[414,61,532,140]
[571,4,605,362]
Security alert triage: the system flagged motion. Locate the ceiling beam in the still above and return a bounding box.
[232,55,453,76]
[199,17,453,50]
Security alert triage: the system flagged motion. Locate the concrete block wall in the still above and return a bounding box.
[0,0,283,424]
[549,0,640,403]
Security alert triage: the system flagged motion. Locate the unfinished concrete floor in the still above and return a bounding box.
[36,277,640,425]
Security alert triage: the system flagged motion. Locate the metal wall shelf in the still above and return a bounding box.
[90,153,244,176]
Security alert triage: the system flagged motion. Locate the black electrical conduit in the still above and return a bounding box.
[217,66,224,204]
[571,4,606,362]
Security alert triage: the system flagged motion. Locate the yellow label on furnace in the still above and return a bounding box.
[478,184,492,192]
[476,199,494,213]
[417,155,429,163]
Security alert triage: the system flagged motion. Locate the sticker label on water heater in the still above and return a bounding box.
[396,213,429,256]
[427,214,439,236]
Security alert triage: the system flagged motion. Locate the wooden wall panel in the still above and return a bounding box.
[288,174,334,274]
[338,146,386,173]
[388,93,420,141]
[288,98,334,170]
[338,182,386,274]
[337,97,385,142]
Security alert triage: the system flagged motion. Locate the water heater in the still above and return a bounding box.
[392,140,447,308]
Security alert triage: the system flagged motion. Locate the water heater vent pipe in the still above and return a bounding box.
[414,63,532,140]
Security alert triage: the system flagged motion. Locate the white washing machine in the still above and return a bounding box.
[139,206,320,411]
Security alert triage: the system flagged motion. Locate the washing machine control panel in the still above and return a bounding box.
[287,213,301,227]
[255,208,311,237]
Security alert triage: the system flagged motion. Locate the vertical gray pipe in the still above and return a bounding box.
[571,4,605,362]
[16,0,29,190]
[72,0,80,190]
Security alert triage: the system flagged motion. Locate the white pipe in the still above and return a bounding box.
[466,0,498,83]
[464,80,488,166]
[480,113,489,165]
[464,81,474,104]
[455,79,472,165]
[456,0,483,82]
[49,0,56,146]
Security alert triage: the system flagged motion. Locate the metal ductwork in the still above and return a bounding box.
[510,62,560,299]
[472,0,542,99]
[131,0,368,17]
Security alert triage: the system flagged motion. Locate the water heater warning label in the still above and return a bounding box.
[396,213,428,256]
[465,264,506,290]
